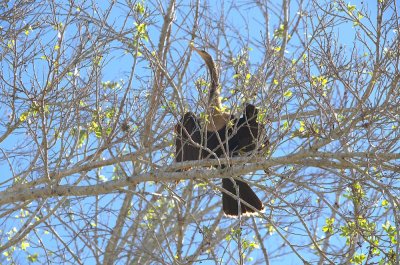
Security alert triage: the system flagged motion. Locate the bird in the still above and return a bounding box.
[175,45,265,216]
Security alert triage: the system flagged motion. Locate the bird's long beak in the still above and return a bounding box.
[189,42,197,51]
[190,43,203,56]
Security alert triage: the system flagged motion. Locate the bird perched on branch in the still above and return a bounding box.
[175,45,265,216]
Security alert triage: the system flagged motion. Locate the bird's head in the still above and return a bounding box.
[190,44,213,64]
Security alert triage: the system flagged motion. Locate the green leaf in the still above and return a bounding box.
[168,101,176,111]
[21,241,30,250]
[136,23,148,40]
[134,2,145,14]
[256,108,266,124]
[78,130,87,147]
[299,121,305,132]
[95,128,102,138]
[268,225,275,235]
[281,120,289,130]
[274,24,285,38]
[105,108,116,119]
[248,242,259,250]
[347,4,356,13]
[353,181,365,201]
[99,175,107,182]
[7,40,15,49]
[28,253,38,262]
[382,221,397,244]
[20,111,29,122]
[350,253,366,264]
[93,56,102,66]
[284,90,292,98]
[322,218,335,234]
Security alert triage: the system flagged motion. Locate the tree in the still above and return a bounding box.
[0,0,399,264]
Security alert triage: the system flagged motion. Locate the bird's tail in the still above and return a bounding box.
[222,178,264,216]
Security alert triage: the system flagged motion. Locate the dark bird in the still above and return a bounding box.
[175,45,265,216]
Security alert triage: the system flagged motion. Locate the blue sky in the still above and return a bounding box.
[2,0,398,264]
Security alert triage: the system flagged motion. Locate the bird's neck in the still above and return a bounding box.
[206,59,221,107]
[206,108,230,131]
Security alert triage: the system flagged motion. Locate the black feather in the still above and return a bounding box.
[175,104,266,216]
[175,112,202,164]
[222,178,264,216]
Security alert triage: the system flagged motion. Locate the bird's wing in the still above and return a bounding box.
[175,112,203,163]
[233,104,264,154]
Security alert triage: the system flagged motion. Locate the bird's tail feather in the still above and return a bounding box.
[222,178,264,216]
